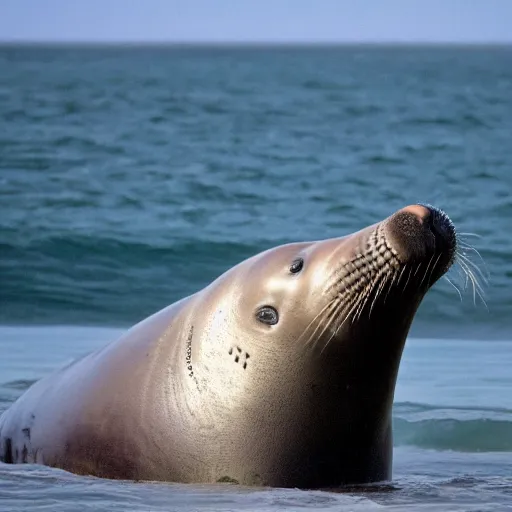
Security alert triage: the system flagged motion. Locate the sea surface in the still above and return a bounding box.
[1,45,512,510]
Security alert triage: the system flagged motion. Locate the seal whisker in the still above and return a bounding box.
[384,268,400,304]
[368,275,390,320]
[463,259,487,301]
[455,257,488,304]
[354,275,381,322]
[457,232,481,238]
[456,251,489,285]
[397,264,408,292]
[463,264,478,305]
[457,243,486,265]
[458,241,485,259]
[456,257,487,307]
[403,266,413,292]
[352,286,373,323]
[299,299,339,348]
[310,301,345,350]
[317,297,355,353]
[323,293,367,352]
[458,262,489,292]
[443,275,463,301]
[455,264,470,291]
[319,309,346,353]
[305,298,347,351]
[458,244,489,280]
[353,270,385,323]
[301,301,336,342]
[352,269,389,324]
[426,253,442,289]
[419,253,435,288]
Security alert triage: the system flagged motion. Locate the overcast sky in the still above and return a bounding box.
[1,0,511,43]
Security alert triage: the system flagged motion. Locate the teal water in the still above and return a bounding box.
[1,45,512,510]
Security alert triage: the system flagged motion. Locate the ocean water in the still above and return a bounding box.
[1,45,512,510]
[1,327,511,511]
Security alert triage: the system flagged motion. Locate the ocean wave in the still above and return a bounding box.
[404,114,489,128]
[2,379,38,390]
[393,402,512,452]
[0,235,261,325]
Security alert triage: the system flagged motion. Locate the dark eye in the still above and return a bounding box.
[256,306,279,326]
[290,258,304,274]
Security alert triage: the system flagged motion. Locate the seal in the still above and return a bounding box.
[0,204,457,488]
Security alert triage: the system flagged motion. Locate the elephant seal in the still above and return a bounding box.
[0,204,457,488]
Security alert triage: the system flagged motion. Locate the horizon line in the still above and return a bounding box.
[1,40,512,47]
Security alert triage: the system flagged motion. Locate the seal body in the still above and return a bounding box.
[0,205,457,488]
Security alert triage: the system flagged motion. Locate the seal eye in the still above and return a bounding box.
[256,306,279,326]
[290,258,304,274]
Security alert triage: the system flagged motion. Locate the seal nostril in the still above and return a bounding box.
[417,203,456,248]
[413,205,457,271]
[424,211,437,235]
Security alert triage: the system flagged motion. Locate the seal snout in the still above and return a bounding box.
[384,203,456,272]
